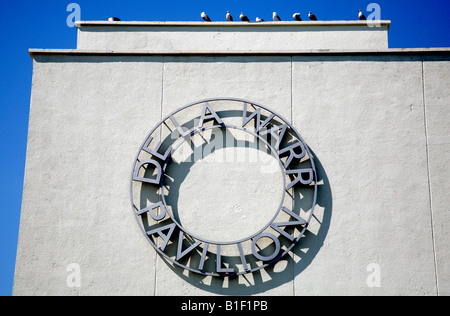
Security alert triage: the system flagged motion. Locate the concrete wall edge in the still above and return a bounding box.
[28,48,450,60]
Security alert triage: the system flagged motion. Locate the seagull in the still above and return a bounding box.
[358,10,366,20]
[256,17,264,22]
[273,12,281,21]
[308,11,317,21]
[293,13,302,21]
[226,11,233,21]
[240,12,250,22]
[201,12,211,22]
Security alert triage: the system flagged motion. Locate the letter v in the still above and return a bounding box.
[176,231,202,260]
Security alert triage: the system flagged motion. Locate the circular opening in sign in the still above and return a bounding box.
[161,126,286,245]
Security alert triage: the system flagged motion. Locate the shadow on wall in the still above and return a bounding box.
[159,147,332,295]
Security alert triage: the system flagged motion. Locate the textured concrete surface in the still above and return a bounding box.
[76,21,389,52]
[291,55,437,295]
[14,48,449,295]
[156,57,295,295]
[423,57,450,295]
[14,55,164,295]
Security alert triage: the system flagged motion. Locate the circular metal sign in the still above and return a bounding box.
[130,98,317,277]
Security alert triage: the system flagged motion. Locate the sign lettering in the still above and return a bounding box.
[131,98,318,276]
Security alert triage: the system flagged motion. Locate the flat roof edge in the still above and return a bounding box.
[29,47,450,59]
[75,20,392,28]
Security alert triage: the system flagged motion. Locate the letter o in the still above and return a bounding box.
[251,233,281,262]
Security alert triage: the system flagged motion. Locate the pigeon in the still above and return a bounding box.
[226,11,233,21]
[358,9,366,20]
[308,11,317,21]
[256,17,264,22]
[293,13,302,21]
[273,12,281,21]
[201,12,211,22]
[240,12,250,22]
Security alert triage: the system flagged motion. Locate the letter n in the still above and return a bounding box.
[270,207,306,241]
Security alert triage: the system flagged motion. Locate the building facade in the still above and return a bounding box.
[14,20,450,295]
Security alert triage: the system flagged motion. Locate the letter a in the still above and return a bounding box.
[198,103,223,128]
[146,223,176,251]
[66,3,81,28]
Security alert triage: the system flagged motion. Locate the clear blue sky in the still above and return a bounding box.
[0,0,449,296]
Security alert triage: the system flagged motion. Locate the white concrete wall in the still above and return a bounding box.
[14,55,164,295]
[423,57,450,295]
[14,51,450,296]
[76,21,390,52]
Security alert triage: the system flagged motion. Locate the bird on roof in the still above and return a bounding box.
[256,17,264,22]
[293,13,302,21]
[308,11,317,20]
[273,12,281,21]
[226,11,233,21]
[240,12,250,22]
[201,12,211,22]
[358,10,366,20]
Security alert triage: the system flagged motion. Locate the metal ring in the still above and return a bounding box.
[159,124,287,245]
[130,98,318,277]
